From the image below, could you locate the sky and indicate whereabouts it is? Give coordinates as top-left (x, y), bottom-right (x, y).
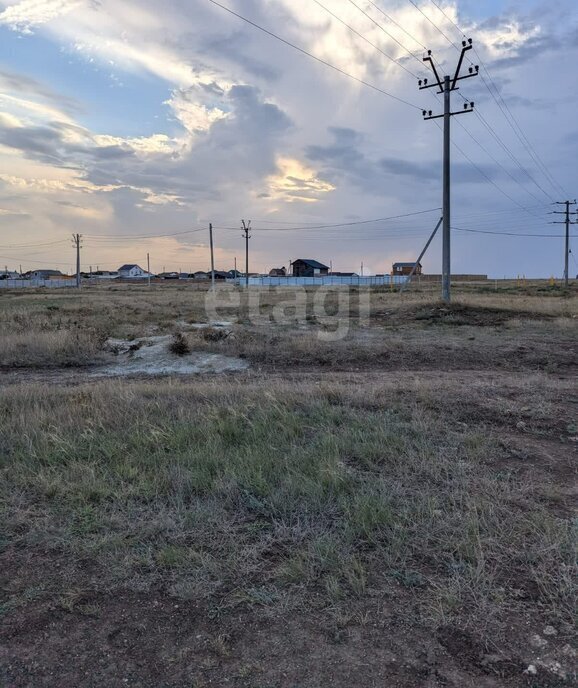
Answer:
top-left (0, 0), bottom-right (577, 277)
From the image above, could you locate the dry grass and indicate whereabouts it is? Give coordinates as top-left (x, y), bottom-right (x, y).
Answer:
top-left (0, 330), bottom-right (107, 368)
top-left (1, 374), bottom-right (575, 635)
top-left (0, 282), bottom-right (575, 370)
top-left (0, 282), bottom-right (576, 686)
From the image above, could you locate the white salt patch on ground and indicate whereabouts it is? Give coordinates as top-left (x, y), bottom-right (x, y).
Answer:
top-left (175, 320), bottom-right (233, 330)
top-left (93, 335), bottom-right (248, 377)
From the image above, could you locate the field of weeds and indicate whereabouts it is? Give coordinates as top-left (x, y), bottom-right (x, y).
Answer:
top-left (0, 282), bottom-right (576, 687)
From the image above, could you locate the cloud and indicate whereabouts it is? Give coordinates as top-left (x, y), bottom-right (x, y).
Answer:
top-left (0, 68), bottom-right (81, 115)
top-left (0, 0), bottom-right (82, 34)
top-left (0, 206), bottom-right (29, 216)
top-left (266, 157), bottom-right (334, 203)
top-left (0, 0), bottom-right (576, 277)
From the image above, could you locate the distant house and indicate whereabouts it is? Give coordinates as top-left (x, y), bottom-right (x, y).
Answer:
top-left (291, 259), bottom-right (330, 277)
top-left (25, 269), bottom-right (67, 280)
top-left (92, 270), bottom-right (119, 280)
top-left (193, 271), bottom-right (209, 280)
top-left (269, 267), bottom-right (286, 277)
top-left (118, 264), bottom-right (149, 279)
top-left (330, 272), bottom-right (356, 277)
top-left (157, 271), bottom-right (180, 280)
top-left (227, 269), bottom-right (242, 279)
top-left (0, 269), bottom-right (20, 280)
top-left (392, 261), bottom-right (422, 276)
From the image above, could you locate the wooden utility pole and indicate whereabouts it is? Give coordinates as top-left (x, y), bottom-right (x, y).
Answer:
top-left (420, 40), bottom-right (479, 302)
top-left (241, 220), bottom-right (251, 287)
top-left (147, 252), bottom-right (151, 287)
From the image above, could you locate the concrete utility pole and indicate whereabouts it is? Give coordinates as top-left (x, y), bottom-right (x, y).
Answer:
top-left (209, 222), bottom-right (216, 291)
top-left (420, 39), bottom-right (479, 302)
top-left (552, 200), bottom-right (577, 286)
top-left (241, 220), bottom-right (251, 287)
top-left (400, 216), bottom-right (443, 293)
top-left (72, 233), bottom-right (82, 289)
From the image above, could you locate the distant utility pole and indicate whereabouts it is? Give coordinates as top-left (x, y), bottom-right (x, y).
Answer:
top-left (419, 39), bottom-right (479, 303)
top-left (72, 233), bottom-right (82, 288)
top-left (147, 252), bottom-right (151, 287)
top-left (552, 200), bottom-right (577, 286)
top-left (241, 220), bottom-right (251, 287)
top-left (209, 222), bottom-right (216, 291)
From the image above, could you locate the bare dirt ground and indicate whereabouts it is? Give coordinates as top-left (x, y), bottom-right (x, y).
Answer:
top-left (0, 284), bottom-right (576, 687)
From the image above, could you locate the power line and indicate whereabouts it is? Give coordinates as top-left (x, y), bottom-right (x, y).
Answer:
top-left (344, 0), bottom-right (423, 70)
top-left (0, 239), bottom-right (68, 249)
top-left (453, 226), bottom-right (576, 238)
top-left (426, 0), bottom-right (566, 199)
top-left (312, 0), bottom-right (418, 78)
top-left (366, 0), bottom-right (427, 51)
top-left (0, 255), bottom-right (75, 266)
top-left (214, 207), bottom-right (441, 231)
top-left (454, 203), bottom-right (551, 220)
top-left (428, 0), bottom-right (466, 38)
top-left (332, 1), bottom-right (551, 217)
top-left (205, 0), bottom-right (422, 109)
top-left (407, 0), bottom-right (460, 51)
top-left (469, 109), bottom-right (552, 203)
top-left (452, 116), bottom-right (545, 207)
top-left (433, 120), bottom-right (545, 218)
top-left (84, 228), bottom-right (206, 240)
top-left (345, 0), bottom-right (449, 90)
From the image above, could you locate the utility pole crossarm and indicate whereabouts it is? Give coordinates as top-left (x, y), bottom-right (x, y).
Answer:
top-left (419, 53), bottom-right (443, 91)
top-left (451, 40), bottom-right (476, 90)
top-left (422, 102), bottom-right (475, 120)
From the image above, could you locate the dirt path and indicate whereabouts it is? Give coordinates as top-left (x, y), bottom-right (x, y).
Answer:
top-left (1, 590), bottom-right (542, 688)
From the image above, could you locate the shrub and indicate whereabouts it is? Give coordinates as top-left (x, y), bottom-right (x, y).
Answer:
top-left (168, 332), bottom-right (191, 356)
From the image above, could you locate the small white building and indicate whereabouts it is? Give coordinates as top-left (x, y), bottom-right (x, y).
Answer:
top-left (117, 264), bottom-right (150, 279)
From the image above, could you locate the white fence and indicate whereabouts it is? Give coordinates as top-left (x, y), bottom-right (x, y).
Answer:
top-left (0, 275), bottom-right (410, 289)
top-left (237, 275), bottom-right (408, 287)
top-left (0, 279), bottom-right (76, 289)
